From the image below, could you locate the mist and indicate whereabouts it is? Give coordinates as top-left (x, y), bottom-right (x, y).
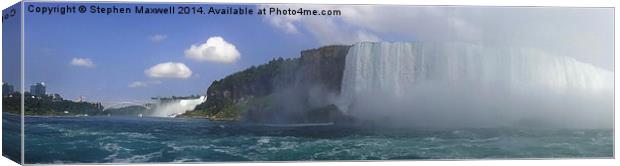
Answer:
top-left (336, 42), bottom-right (613, 129)
top-left (257, 80), bottom-right (341, 123)
top-left (341, 82), bottom-right (612, 129)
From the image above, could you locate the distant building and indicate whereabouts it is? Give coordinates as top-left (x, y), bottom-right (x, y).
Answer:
top-left (30, 82), bottom-right (46, 96)
top-left (2, 82), bottom-right (14, 96)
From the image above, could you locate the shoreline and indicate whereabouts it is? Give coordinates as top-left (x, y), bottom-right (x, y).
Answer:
top-left (175, 114), bottom-right (240, 122)
top-left (3, 112), bottom-right (241, 122)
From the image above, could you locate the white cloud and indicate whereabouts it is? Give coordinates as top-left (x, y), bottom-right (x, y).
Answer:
top-left (149, 34), bottom-right (167, 43)
top-left (70, 58), bottom-right (95, 68)
top-left (260, 5), bottom-right (381, 45)
top-left (261, 5), bottom-right (613, 70)
top-left (128, 81), bottom-right (148, 88)
top-left (302, 15), bottom-right (380, 45)
top-left (335, 6), bottom-right (480, 42)
top-left (184, 36), bottom-right (241, 63)
top-left (128, 80), bottom-right (162, 88)
top-left (266, 14), bottom-right (302, 34)
top-left (261, 5), bottom-right (478, 44)
top-left (145, 62), bottom-right (192, 79)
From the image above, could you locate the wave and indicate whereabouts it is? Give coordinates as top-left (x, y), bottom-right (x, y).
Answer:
top-left (256, 122), bottom-right (335, 127)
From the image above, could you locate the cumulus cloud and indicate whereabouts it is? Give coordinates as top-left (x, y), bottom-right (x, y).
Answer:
top-left (70, 58), bottom-right (95, 68)
top-left (128, 80), bottom-right (162, 88)
top-left (145, 62), bottom-right (192, 79)
top-left (184, 36), bottom-right (241, 63)
top-left (260, 5), bottom-right (613, 70)
top-left (149, 34), bottom-right (167, 43)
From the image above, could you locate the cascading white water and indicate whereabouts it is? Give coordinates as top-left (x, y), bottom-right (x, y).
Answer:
top-left (339, 42), bottom-right (613, 128)
top-left (151, 96), bottom-right (207, 117)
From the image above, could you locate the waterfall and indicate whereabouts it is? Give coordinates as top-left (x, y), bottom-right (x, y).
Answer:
top-left (338, 42), bottom-right (613, 128)
top-left (151, 96), bottom-right (207, 117)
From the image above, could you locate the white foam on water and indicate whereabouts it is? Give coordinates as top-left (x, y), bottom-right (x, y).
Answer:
top-left (109, 151), bottom-right (162, 163)
top-left (117, 132), bottom-right (156, 139)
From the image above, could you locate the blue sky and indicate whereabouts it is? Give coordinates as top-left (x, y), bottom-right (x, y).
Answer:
top-left (20, 2), bottom-right (613, 104)
top-left (24, 3), bottom-right (321, 104)
top-left (2, 2), bottom-right (21, 90)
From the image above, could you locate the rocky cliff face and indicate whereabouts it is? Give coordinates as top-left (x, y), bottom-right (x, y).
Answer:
top-left (296, 45), bottom-right (350, 93)
top-left (184, 45), bottom-right (351, 122)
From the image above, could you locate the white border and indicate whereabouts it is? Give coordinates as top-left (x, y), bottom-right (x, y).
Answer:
top-left (1, 0), bottom-right (618, 166)
top-left (19, 1), bottom-right (24, 165)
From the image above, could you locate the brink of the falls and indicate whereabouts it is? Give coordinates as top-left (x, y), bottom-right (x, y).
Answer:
top-left (338, 42), bottom-right (613, 129)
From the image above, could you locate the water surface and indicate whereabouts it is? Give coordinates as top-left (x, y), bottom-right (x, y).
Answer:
top-left (17, 114), bottom-right (613, 164)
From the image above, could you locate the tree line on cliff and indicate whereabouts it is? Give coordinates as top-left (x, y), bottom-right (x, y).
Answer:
top-left (183, 45), bottom-right (354, 124)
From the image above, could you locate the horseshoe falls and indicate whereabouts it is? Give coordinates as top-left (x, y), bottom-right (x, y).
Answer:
top-left (339, 42), bottom-right (613, 129)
